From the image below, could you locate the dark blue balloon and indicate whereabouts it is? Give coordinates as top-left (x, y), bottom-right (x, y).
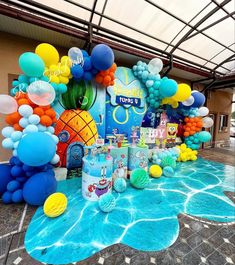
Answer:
top-left (91, 44), bottom-right (114, 71)
top-left (91, 68), bottom-right (99, 75)
top-left (71, 65), bottom-right (84, 79)
top-left (0, 164), bottom-right (13, 195)
top-left (9, 156), bottom-right (17, 165)
top-left (7, 180), bottom-right (21, 192)
top-left (191, 91), bottom-right (205, 108)
top-left (17, 132), bottom-right (56, 166)
top-left (2, 191), bottom-right (12, 204)
top-left (11, 165), bottom-right (24, 178)
top-left (83, 57), bottom-right (92, 71)
top-left (22, 164), bottom-right (35, 172)
top-left (81, 50), bottom-right (89, 58)
top-left (23, 171), bottom-right (57, 206)
top-left (12, 189), bottom-right (24, 203)
top-left (16, 177), bottom-right (27, 183)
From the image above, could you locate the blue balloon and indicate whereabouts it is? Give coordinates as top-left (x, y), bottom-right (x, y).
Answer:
top-left (2, 191), bottom-right (12, 204)
top-left (91, 44), bottom-right (114, 71)
top-left (22, 171), bottom-right (57, 205)
top-left (18, 52), bottom-right (45, 77)
top-left (198, 131), bottom-right (211, 143)
top-left (191, 91), bottom-right (205, 108)
top-left (0, 164), bottom-right (13, 195)
top-left (81, 50), bottom-right (89, 58)
top-left (17, 132), bottom-right (56, 166)
top-left (7, 180), bottom-right (21, 192)
top-left (12, 189), bottom-right (24, 203)
top-left (83, 71), bottom-right (93, 81)
top-left (83, 57), bottom-right (92, 71)
top-left (71, 65), bottom-right (84, 79)
top-left (159, 78), bottom-right (178, 98)
top-left (11, 165), bottom-right (24, 177)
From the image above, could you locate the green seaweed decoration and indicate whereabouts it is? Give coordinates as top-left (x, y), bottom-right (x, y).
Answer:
top-left (61, 79), bottom-right (95, 111)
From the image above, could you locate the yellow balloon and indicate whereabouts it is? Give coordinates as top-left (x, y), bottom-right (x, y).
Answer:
top-left (35, 43), bottom-right (59, 67)
top-left (61, 56), bottom-right (72, 67)
top-left (50, 75), bottom-right (60, 84)
top-left (171, 101), bottom-right (179, 108)
top-left (59, 76), bottom-right (69, 84)
top-left (60, 65), bottom-right (71, 77)
top-left (43, 192), bottom-right (67, 218)
top-left (172, 83), bottom-right (191, 102)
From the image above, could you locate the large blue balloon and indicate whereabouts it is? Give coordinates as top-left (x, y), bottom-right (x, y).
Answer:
top-left (191, 91), bottom-right (205, 108)
top-left (23, 171), bottom-right (57, 205)
top-left (19, 52), bottom-right (45, 77)
top-left (0, 164), bottom-right (13, 196)
top-left (17, 132), bottom-right (56, 166)
top-left (198, 131), bottom-right (211, 143)
top-left (91, 44), bottom-right (114, 70)
top-left (159, 78), bottom-right (178, 98)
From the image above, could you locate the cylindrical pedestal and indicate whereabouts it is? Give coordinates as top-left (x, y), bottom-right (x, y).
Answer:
top-left (110, 146), bottom-right (128, 180)
top-left (82, 154), bottom-right (113, 201)
top-left (128, 146), bottom-right (149, 175)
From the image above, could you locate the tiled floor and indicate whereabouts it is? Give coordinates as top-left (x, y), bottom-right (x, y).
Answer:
top-left (0, 146), bottom-right (234, 265)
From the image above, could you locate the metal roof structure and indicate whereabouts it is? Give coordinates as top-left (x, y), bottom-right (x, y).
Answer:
top-left (0, 0), bottom-right (234, 90)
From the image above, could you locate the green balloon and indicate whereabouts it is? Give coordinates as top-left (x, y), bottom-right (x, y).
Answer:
top-left (130, 168), bottom-right (149, 189)
top-left (19, 52), bottom-right (45, 77)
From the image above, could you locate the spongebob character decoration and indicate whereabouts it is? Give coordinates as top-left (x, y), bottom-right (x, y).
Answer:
top-left (166, 123), bottom-right (178, 143)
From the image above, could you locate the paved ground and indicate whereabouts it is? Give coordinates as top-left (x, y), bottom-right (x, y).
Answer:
top-left (0, 145), bottom-right (234, 265)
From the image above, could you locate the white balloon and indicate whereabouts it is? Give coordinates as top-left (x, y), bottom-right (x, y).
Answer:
top-left (198, 107), bottom-right (209, 117)
top-left (68, 47), bottom-right (84, 66)
top-left (0, 95), bottom-right (18, 114)
top-left (27, 80), bottom-right (55, 106)
top-left (148, 58), bottom-right (163, 74)
top-left (50, 154), bottom-right (60, 164)
top-left (182, 95), bottom-right (194, 106)
top-left (202, 117), bottom-right (214, 128)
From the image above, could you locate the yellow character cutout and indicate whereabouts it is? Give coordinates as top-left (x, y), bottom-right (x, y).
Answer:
top-left (166, 123), bottom-right (178, 143)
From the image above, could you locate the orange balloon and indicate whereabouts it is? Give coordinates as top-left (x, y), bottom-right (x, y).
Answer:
top-left (104, 75), bottom-right (111, 83)
top-left (185, 127), bottom-right (190, 132)
top-left (41, 105), bottom-right (50, 110)
top-left (184, 132), bottom-right (190, 137)
top-left (7, 112), bottom-right (21, 125)
top-left (95, 75), bottom-right (103, 83)
top-left (110, 63), bottom-right (117, 72)
top-left (45, 109), bottom-right (56, 118)
top-left (190, 131), bottom-right (196, 135)
top-left (197, 122), bottom-right (203, 127)
top-left (18, 98), bottom-right (30, 106)
top-left (34, 107), bottom-right (44, 117)
top-left (195, 127), bottom-right (201, 132)
top-left (40, 115), bottom-right (52, 126)
top-left (184, 117), bottom-right (189, 122)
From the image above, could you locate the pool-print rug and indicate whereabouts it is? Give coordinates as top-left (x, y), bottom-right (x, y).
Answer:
top-left (25, 158), bottom-right (235, 264)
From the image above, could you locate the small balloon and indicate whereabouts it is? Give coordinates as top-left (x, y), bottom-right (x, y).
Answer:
top-left (148, 58), bottom-right (163, 74)
top-left (0, 95), bottom-right (18, 114)
top-left (182, 95), bottom-right (194, 106)
top-left (68, 47), bottom-right (84, 66)
top-left (198, 107), bottom-right (209, 117)
top-left (27, 80), bottom-right (55, 106)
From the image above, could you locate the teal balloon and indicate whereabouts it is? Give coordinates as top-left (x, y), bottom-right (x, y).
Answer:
top-left (19, 52), bottom-right (45, 77)
top-left (198, 131), bottom-right (212, 143)
top-left (159, 78), bottom-right (178, 98)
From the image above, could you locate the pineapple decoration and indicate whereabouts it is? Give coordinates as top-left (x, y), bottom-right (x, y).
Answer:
top-left (55, 79), bottom-right (98, 167)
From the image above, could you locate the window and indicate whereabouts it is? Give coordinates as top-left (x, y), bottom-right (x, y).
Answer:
top-left (219, 114), bottom-right (228, 132)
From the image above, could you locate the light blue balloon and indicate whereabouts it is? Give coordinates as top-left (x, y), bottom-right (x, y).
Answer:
top-left (28, 114), bottom-right (40, 125)
top-left (159, 78), bottom-right (178, 98)
top-left (146, 80), bottom-right (154, 88)
top-left (19, 118), bottom-right (29, 128)
top-left (58, 84), bottom-right (67, 94)
top-left (24, 124), bottom-right (38, 134)
top-left (2, 138), bottom-right (14, 149)
top-left (13, 141), bottom-right (19, 149)
top-left (19, 52), bottom-right (45, 77)
top-left (2, 126), bottom-right (14, 138)
top-left (18, 105), bottom-right (33, 118)
top-left (37, 124), bottom-right (47, 132)
top-left (47, 126), bottom-right (55, 134)
top-left (11, 131), bottom-right (23, 142)
top-left (142, 71), bottom-right (149, 79)
top-left (40, 76), bottom-right (49, 82)
top-left (17, 132), bottom-right (56, 166)
top-left (12, 80), bottom-right (19, 87)
top-left (18, 75), bottom-right (29, 84)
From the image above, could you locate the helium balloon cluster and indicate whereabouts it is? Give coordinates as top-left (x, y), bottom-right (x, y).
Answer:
top-left (179, 107), bottom-right (199, 118)
top-left (183, 117), bottom-right (203, 137)
top-left (0, 157), bottom-right (57, 205)
top-left (70, 44), bottom-right (116, 85)
top-left (176, 144), bottom-right (198, 162)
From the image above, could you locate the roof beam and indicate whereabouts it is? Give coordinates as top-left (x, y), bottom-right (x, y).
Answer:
top-left (210, 0), bottom-right (235, 21)
top-left (213, 54), bottom-right (235, 70)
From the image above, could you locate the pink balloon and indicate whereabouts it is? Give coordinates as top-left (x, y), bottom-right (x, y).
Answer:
top-left (0, 95), bottom-right (18, 114)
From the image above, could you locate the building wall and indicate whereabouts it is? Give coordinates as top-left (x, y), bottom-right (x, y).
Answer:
top-left (0, 31), bottom-right (67, 161)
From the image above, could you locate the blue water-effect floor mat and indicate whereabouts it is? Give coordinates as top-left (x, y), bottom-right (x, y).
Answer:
top-left (25, 158), bottom-right (235, 264)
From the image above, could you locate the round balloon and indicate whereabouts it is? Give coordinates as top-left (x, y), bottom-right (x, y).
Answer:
top-left (198, 131), bottom-right (212, 143)
top-left (191, 91), bottom-right (205, 108)
top-left (0, 95), bottom-right (18, 114)
top-left (159, 78), bottom-right (178, 98)
top-left (182, 95), bottom-right (194, 107)
top-left (91, 44), bottom-right (114, 71)
top-left (17, 132), bottom-right (56, 166)
top-left (27, 80), bottom-right (55, 106)
top-left (202, 117), bottom-right (214, 128)
top-left (68, 47), bottom-right (84, 66)
top-left (172, 83), bottom-right (191, 102)
top-left (19, 52), bottom-right (45, 77)
top-left (35, 43), bottom-right (59, 66)
top-left (148, 58), bottom-right (163, 74)
top-left (198, 107), bottom-right (209, 117)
